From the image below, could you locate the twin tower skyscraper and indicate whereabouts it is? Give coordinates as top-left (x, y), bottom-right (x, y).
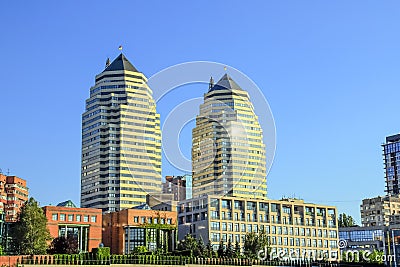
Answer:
top-left (81, 53), bottom-right (267, 212)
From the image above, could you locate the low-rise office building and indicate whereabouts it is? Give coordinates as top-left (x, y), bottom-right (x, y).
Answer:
top-left (43, 200), bottom-right (102, 252)
top-left (102, 204), bottom-right (177, 254)
top-left (178, 195), bottom-right (339, 259)
top-left (339, 226), bottom-right (385, 251)
top-left (339, 225), bottom-right (400, 266)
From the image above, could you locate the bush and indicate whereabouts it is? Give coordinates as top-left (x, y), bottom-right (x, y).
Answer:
top-left (92, 247), bottom-right (111, 258)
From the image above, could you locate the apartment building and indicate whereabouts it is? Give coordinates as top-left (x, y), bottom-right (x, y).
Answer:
top-left (178, 195), bottom-right (339, 259)
top-left (360, 195), bottom-right (400, 227)
top-left (0, 174), bottom-right (28, 222)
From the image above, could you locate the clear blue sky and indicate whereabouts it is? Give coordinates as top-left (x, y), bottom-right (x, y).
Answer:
top-left (1, 1), bottom-right (400, 223)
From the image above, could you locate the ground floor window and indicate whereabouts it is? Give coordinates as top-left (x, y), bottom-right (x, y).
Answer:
top-left (124, 226), bottom-right (175, 254)
top-left (58, 225), bottom-right (89, 252)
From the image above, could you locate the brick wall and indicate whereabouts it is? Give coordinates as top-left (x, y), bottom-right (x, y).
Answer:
top-left (102, 209), bottom-right (177, 254)
top-left (43, 206), bottom-right (102, 251)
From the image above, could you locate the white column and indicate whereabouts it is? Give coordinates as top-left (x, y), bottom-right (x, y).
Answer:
top-left (80, 226), bottom-right (83, 251)
top-left (392, 230), bottom-right (397, 267)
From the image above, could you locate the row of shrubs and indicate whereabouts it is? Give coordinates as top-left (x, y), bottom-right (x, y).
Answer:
top-left (17, 254), bottom-right (360, 266)
top-left (18, 254), bottom-right (384, 266)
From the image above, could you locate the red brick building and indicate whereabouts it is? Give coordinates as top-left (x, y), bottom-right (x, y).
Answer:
top-left (0, 174), bottom-right (28, 222)
top-left (43, 200), bottom-right (102, 252)
top-left (103, 204), bottom-right (177, 254)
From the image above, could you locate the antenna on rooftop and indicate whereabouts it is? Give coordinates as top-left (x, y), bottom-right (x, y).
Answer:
top-left (6, 169), bottom-right (10, 175)
top-left (209, 76), bottom-right (214, 90)
top-left (0, 169), bottom-right (2, 174)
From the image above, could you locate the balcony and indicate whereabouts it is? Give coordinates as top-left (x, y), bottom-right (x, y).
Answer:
top-left (185, 207), bottom-right (192, 212)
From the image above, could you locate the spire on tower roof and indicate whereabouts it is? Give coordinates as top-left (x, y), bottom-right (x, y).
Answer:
top-left (208, 74), bottom-right (243, 92)
top-left (209, 76), bottom-right (214, 90)
top-left (103, 53), bottom-right (138, 72)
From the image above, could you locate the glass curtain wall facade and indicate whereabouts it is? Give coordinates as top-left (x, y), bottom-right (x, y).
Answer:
top-left (124, 227), bottom-right (173, 254)
top-left (339, 226), bottom-right (400, 266)
top-left (383, 134), bottom-right (400, 196)
top-left (59, 225), bottom-right (89, 252)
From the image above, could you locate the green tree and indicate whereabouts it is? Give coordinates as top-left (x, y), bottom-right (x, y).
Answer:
top-left (217, 240), bottom-right (225, 258)
top-left (206, 240), bottom-right (214, 258)
top-left (234, 241), bottom-right (241, 258)
top-left (11, 197), bottom-right (52, 254)
top-left (178, 234), bottom-right (198, 256)
top-left (93, 247), bottom-right (111, 258)
top-left (338, 213), bottom-right (357, 227)
top-left (197, 237), bottom-right (206, 257)
top-left (132, 245), bottom-right (148, 254)
top-left (48, 236), bottom-right (78, 254)
top-left (243, 232), bottom-right (258, 259)
top-left (369, 250), bottom-right (384, 264)
top-left (243, 230), bottom-right (270, 259)
top-left (225, 238), bottom-right (234, 258)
